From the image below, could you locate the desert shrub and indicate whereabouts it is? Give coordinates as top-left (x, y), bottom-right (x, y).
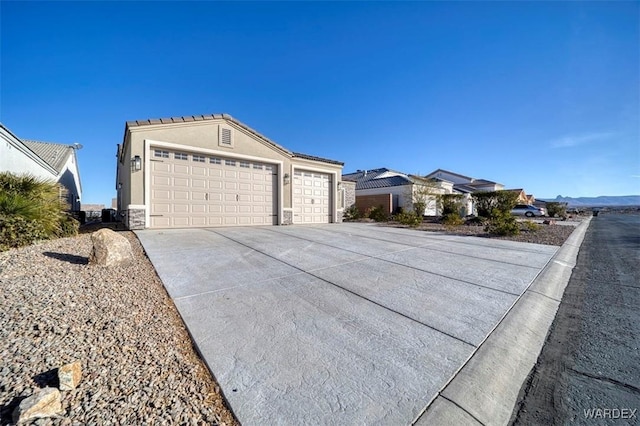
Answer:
top-left (394, 210), bottom-right (422, 227)
top-left (438, 193), bottom-right (464, 216)
top-left (472, 191), bottom-right (519, 218)
top-left (442, 213), bottom-right (464, 226)
top-left (0, 172), bottom-right (72, 250)
top-left (58, 214), bottom-right (80, 237)
top-left (522, 220), bottom-right (540, 233)
top-left (413, 201), bottom-right (426, 216)
top-left (485, 209), bottom-right (520, 236)
top-left (0, 215), bottom-right (47, 251)
top-left (545, 202), bottom-right (567, 218)
top-left (366, 205), bottom-right (389, 222)
top-left (342, 205), bottom-right (361, 221)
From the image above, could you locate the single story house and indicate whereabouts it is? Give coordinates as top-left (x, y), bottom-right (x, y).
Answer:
top-left (0, 123), bottom-right (82, 211)
top-left (341, 168), bottom-right (453, 216)
top-left (424, 169), bottom-right (506, 215)
top-left (116, 113), bottom-right (345, 229)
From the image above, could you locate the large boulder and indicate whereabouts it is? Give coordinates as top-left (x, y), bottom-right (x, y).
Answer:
top-left (13, 387), bottom-right (62, 423)
top-left (89, 228), bottom-right (133, 266)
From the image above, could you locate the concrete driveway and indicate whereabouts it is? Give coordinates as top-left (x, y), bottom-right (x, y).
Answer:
top-left (136, 223), bottom-right (558, 425)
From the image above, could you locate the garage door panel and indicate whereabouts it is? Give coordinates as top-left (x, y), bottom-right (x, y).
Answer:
top-left (174, 164), bottom-right (189, 174)
top-left (192, 179), bottom-right (206, 188)
top-left (174, 177), bottom-right (189, 187)
top-left (150, 147), bottom-right (278, 228)
top-left (293, 170), bottom-right (332, 224)
top-left (152, 162), bottom-right (171, 173)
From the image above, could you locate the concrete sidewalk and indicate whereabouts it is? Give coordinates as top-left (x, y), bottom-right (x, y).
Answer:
top-left (136, 223), bottom-right (563, 425)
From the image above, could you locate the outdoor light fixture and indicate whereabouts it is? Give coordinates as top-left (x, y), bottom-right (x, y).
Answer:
top-left (132, 155), bottom-right (142, 172)
top-left (284, 173), bottom-right (290, 185)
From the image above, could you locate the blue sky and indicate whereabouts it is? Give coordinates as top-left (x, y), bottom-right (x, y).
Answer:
top-left (1, 1), bottom-right (638, 205)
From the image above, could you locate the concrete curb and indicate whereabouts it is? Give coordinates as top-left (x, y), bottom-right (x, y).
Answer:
top-left (414, 216), bottom-right (593, 426)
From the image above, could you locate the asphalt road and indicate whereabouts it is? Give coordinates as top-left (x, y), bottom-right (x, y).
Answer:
top-left (510, 213), bottom-right (640, 425)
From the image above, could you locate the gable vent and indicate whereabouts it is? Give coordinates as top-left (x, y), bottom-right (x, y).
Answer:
top-left (221, 128), bottom-right (232, 145)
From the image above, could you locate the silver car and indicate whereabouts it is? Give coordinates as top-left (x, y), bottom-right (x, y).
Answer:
top-left (511, 204), bottom-right (546, 217)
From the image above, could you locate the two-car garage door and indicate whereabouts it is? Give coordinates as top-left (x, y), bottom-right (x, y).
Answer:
top-left (150, 148), bottom-right (277, 228)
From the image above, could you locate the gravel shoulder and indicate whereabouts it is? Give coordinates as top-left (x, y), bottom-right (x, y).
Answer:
top-left (0, 229), bottom-right (237, 425)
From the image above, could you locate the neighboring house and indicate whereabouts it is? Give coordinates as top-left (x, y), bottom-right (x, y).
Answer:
top-left (341, 168), bottom-right (453, 216)
top-left (505, 189), bottom-right (529, 204)
top-left (1, 123), bottom-right (82, 211)
top-left (424, 169), bottom-right (505, 216)
top-left (116, 113), bottom-right (345, 229)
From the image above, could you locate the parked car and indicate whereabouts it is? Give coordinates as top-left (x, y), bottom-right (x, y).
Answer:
top-left (511, 204), bottom-right (546, 217)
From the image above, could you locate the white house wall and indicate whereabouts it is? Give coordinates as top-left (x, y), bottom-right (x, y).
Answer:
top-left (0, 128), bottom-right (57, 180)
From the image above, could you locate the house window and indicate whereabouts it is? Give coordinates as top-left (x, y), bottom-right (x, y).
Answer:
top-left (193, 155), bottom-right (205, 163)
top-left (210, 157), bottom-right (221, 164)
top-left (239, 161), bottom-right (250, 168)
top-left (175, 152), bottom-right (188, 160)
top-left (225, 159), bottom-right (236, 166)
top-left (154, 149), bottom-right (169, 158)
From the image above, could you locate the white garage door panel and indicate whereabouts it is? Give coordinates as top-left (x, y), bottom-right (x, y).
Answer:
top-left (293, 170), bottom-right (332, 224)
top-left (149, 148), bottom-right (278, 228)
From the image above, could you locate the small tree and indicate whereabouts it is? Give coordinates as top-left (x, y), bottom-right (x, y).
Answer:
top-left (438, 193), bottom-right (465, 226)
top-left (471, 190), bottom-right (520, 236)
top-left (407, 177), bottom-right (441, 216)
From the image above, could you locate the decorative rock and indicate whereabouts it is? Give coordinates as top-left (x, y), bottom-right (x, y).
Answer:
top-left (12, 387), bottom-right (63, 423)
top-left (89, 229), bottom-right (133, 266)
top-left (543, 219), bottom-right (557, 225)
top-left (59, 360), bottom-right (82, 390)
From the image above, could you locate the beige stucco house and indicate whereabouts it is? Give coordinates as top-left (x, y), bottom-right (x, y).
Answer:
top-left (342, 168), bottom-right (453, 216)
top-left (116, 113), bottom-right (345, 229)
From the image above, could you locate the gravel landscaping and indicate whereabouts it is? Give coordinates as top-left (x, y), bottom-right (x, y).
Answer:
top-left (381, 216), bottom-right (584, 246)
top-left (0, 229), bottom-right (237, 425)
top-left (0, 218), bottom-right (584, 424)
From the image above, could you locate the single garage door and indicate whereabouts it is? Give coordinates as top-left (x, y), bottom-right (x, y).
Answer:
top-left (293, 170), bottom-right (332, 224)
top-left (150, 148), bottom-right (278, 228)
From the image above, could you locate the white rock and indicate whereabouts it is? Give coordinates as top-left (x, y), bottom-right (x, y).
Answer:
top-left (13, 387), bottom-right (62, 423)
top-left (89, 229), bottom-right (133, 267)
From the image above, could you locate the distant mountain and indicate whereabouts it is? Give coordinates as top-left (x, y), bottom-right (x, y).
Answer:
top-left (540, 195), bottom-right (640, 207)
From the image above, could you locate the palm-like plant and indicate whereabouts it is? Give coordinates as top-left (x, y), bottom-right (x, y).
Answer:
top-left (0, 173), bottom-right (75, 249)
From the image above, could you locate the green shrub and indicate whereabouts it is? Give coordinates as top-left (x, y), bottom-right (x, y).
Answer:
top-left (58, 214), bottom-right (80, 237)
top-left (522, 220), bottom-right (540, 233)
top-left (0, 172), bottom-right (73, 250)
top-left (366, 205), bottom-right (389, 222)
top-left (442, 213), bottom-right (464, 226)
top-left (485, 209), bottom-right (520, 236)
top-left (545, 202), bottom-right (567, 218)
top-left (342, 205), bottom-right (361, 221)
top-left (438, 194), bottom-right (464, 216)
top-left (0, 215), bottom-right (47, 251)
top-left (413, 201), bottom-right (426, 216)
top-left (394, 210), bottom-right (422, 227)
top-left (472, 191), bottom-right (519, 218)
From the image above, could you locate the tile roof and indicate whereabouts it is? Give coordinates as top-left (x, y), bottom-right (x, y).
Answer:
top-left (342, 168), bottom-right (413, 190)
top-left (292, 152), bottom-right (343, 166)
top-left (22, 140), bottom-right (74, 173)
top-left (125, 113), bottom-right (343, 166)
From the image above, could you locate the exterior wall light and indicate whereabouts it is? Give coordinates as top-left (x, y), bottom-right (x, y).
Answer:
top-left (284, 173), bottom-right (290, 185)
top-left (132, 155), bottom-right (142, 172)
